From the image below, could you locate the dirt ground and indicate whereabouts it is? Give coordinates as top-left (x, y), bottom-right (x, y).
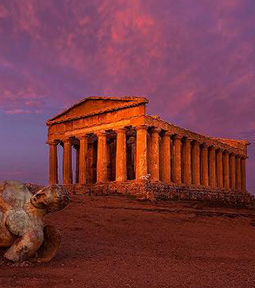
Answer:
top-left (1, 195), bottom-right (255, 288)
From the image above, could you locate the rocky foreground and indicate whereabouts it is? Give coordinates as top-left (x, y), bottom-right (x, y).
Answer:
top-left (1, 194), bottom-right (255, 288)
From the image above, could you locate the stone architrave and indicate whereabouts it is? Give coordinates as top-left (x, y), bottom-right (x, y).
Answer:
top-left (223, 151), bottom-right (230, 189)
top-left (150, 127), bottom-right (161, 181)
top-left (192, 141), bottom-right (200, 185)
top-left (78, 135), bottom-right (88, 185)
top-left (230, 153), bottom-right (236, 190)
top-left (173, 135), bottom-right (182, 184)
top-left (63, 138), bottom-right (72, 185)
top-left (209, 146), bottom-right (216, 188)
top-left (97, 131), bottom-right (108, 183)
top-left (48, 141), bottom-right (58, 185)
top-left (115, 128), bottom-right (127, 182)
top-left (201, 144), bottom-right (209, 187)
top-left (136, 126), bottom-right (148, 180)
top-left (183, 138), bottom-right (192, 185)
top-left (216, 149), bottom-right (223, 189)
top-left (160, 131), bottom-right (171, 183)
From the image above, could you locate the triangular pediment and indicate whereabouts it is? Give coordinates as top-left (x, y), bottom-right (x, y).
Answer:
top-left (47, 96), bottom-right (148, 125)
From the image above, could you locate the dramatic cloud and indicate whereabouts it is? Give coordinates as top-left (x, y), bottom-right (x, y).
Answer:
top-left (0, 0), bottom-right (255, 190)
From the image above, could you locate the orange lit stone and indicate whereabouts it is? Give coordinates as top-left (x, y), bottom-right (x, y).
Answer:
top-left (46, 96), bottom-right (250, 200)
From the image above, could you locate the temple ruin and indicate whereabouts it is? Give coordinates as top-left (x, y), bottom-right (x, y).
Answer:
top-left (46, 96), bottom-right (252, 204)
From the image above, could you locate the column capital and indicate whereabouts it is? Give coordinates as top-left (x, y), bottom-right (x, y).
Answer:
top-left (193, 140), bottom-right (202, 146)
top-left (63, 138), bottom-right (72, 144)
top-left (184, 137), bottom-right (192, 143)
top-left (174, 134), bottom-right (182, 140)
top-left (77, 134), bottom-right (89, 141)
top-left (216, 147), bottom-right (223, 153)
top-left (209, 146), bottom-right (216, 151)
top-left (163, 131), bottom-right (172, 137)
top-left (201, 143), bottom-right (209, 148)
top-left (223, 150), bottom-right (230, 155)
top-left (136, 125), bottom-right (148, 131)
top-left (96, 130), bottom-right (107, 137)
top-left (114, 127), bottom-right (127, 134)
top-left (46, 140), bottom-right (59, 146)
top-left (151, 127), bottom-right (161, 134)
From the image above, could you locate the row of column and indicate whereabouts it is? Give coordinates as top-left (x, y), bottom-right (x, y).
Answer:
top-left (153, 130), bottom-right (246, 190)
top-left (48, 128), bottom-right (128, 185)
top-left (133, 126), bottom-right (246, 190)
top-left (48, 126), bottom-right (247, 191)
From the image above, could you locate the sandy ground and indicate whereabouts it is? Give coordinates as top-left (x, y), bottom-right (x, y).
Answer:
top-left (1, 195), bottom-right (255, 288)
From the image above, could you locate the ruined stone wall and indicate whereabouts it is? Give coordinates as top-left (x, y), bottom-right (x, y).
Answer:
top-left (63, 182), bottom-right (255, 209)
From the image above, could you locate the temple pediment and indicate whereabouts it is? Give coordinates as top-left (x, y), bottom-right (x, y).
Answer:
top-left (47, 96), bottom-right (148, 125)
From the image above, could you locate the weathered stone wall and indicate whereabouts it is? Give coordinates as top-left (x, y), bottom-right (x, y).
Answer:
top-left (63, 181), bottom-right (255, 209)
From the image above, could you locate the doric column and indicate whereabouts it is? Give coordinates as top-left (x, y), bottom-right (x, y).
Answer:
top-left (223, 151), bottom-right (230, 189)
top-left (63, 138), bottom-right (72, 185)
top-left (97, 131), bottom-right (108, 183)
top-left (115, 128), bottom-right (127, 182)
top-left (230, 153), bottom-right (236, 190)
top-left (192, 141), bottom-right (200, 185)
top-left (160, 131), bottom-right (171, 183)
top-left (209, 146), bottom-right (216, 188)
top-left (75, 146), bottom-right (80, 184)
top-left (236, 155), bottom-right (242, 190)
top-left (150, 127), bottom-right (160, 181)
top-left (216, 149), bottom-right (223, 188)
top-left (48, 140), bottom-right (58, 184)
top-left (201, 144), bottom-right (209, 187)
top-left (241, 157), bottom-right (246, 190)
top-left (136, 126), bottom-right (148, 180)
top-left (78, 135), bottom-right (88, 184)
top-left (183, 138), bottom-right (192, 185)
top-left (173, 135), bottom-right (182, 184)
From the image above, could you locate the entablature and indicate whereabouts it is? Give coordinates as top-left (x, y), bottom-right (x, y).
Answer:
top-left (48, 113), bottom-right (247, 157)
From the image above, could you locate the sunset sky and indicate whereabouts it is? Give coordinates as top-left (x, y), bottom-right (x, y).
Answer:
top-left (0, 0), bottom-right (255, 192)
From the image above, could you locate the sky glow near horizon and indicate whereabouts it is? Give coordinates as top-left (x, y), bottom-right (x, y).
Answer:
top-left (0, 0), bottom-right (255, 192)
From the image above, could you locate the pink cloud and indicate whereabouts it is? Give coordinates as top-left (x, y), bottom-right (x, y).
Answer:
top-left (6, 109), bottom-right (32, 114)
top-left (0, 4), bottom-right (8, 18)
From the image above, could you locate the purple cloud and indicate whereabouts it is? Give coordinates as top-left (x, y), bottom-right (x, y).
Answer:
top-left (0, 0), bottom-right (254, 192)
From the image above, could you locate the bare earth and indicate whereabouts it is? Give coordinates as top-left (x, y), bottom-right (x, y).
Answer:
top-left (1, 195), bottom-right (255, 288)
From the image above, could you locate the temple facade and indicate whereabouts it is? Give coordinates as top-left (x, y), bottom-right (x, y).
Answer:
top-left (46, 96), bottom-right (251, 204)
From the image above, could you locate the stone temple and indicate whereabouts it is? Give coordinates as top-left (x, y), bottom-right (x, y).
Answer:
top-left (46, 96), bottom-right (252, 204)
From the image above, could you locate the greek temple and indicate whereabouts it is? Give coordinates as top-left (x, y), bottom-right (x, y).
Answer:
top-left (46, 96), bottom-right (250, 201)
